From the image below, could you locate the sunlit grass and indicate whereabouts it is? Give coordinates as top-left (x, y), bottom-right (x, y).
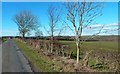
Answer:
top-left (14, 39), bottom-right (62, 72)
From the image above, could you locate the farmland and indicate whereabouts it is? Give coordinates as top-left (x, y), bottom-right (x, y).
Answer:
top-left (14, 38), bottom-right (119, 72)
top-left (59, 40), bottom-right (118, 52)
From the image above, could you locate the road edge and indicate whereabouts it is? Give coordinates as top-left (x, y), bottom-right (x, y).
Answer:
top-left (14, 40), bottom-right (39, 72)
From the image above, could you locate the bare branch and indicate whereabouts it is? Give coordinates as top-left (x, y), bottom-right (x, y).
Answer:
top-left (13, 10), bottom-right (39, 38)
top-left (64, 1), bottom-right (103, 63)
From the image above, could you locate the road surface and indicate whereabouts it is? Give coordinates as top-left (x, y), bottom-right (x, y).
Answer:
top-left (2, 39), bottom-right (32, 72)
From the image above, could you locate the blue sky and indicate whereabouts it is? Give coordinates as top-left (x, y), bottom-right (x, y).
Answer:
top-left (1, 2), bottom-right (118, 36)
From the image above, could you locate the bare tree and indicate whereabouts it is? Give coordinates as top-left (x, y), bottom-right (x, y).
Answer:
top-left (46, 5), bottom-right (61, 53)
top-left (64, 1), bottom-right (103, 63)
top-left (35, 30), bottom-right (43, 39)
top-left (13, 10), bottom-right (39, 38)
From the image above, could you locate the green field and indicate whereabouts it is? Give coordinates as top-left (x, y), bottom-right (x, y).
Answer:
top-left (60, 40), bottom-right (119, 71)
top-left (59, 40), bottom-right (118, 51)
top-left (59, 40), bottom-right (118, 58)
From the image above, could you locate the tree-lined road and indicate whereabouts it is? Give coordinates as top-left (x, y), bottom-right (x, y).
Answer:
top-left (2, 39), bottom-right (32, 72)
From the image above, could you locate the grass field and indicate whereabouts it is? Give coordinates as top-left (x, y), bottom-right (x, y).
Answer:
top-left (59, 40), bottom-right (118, 59)
top-left (59, 40), bottom-right (118, 51)
top-left (14, 39), bottom-right (119, 72)
top-left (60, 40), bottom-right (119, 71)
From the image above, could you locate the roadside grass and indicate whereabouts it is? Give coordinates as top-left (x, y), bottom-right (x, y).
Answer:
top-left (14, 39), bottom-right (62, 72)
top-left (14, 39), bottom-right (118, 72)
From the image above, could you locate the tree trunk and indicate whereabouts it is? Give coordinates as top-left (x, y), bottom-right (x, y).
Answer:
top-left (22, 33), bottom-right (25, 41)
top-left (22, 34), bottom-right (25, 38)
top-left (76, 42), bottom-right (80, 64)
top-left (22, 32), bottom-right (26, 42)
top-left (51, 42), bottom-right (53, 53)
top-left (76, 35), bottom-right (80, 64)
top-left (50, 36), bottom-right (53, 53)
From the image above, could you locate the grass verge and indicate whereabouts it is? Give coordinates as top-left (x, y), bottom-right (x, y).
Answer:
top-left (14, 39), bottom-right (62, 72)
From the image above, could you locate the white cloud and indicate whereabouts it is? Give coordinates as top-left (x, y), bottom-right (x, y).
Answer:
top-left (106, 23), bottom-right (118, 27)
top-left (82, 23), bottom-right (119, 35)
top-left (85, 23), bottom-right (118, 30)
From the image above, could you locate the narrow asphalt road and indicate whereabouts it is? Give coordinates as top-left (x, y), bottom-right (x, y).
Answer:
top-left (2, 39), bottom-right (32, 72)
